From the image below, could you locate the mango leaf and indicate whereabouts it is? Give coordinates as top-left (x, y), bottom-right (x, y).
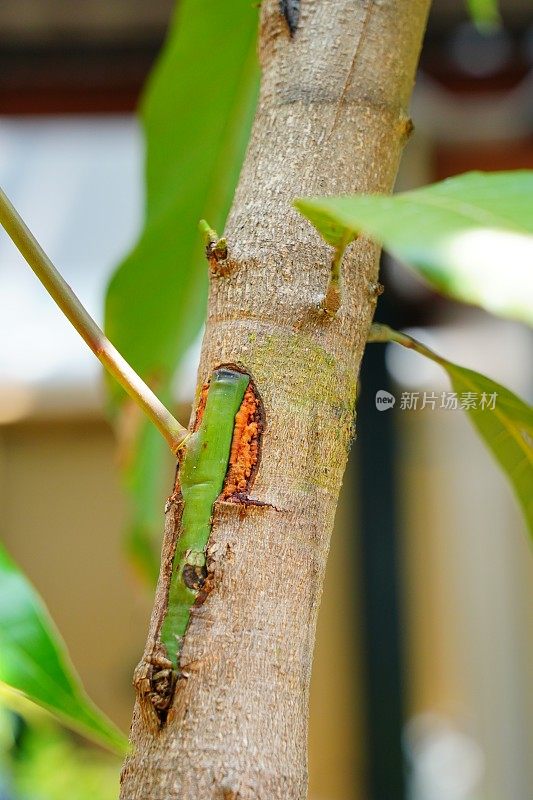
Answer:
top-left (295, 171), bottom-right (533, 326)
top-left (105, 0), bottom-right (259, 579)
top-left (121, 413), bottom-right (173, 584)
top-left (466, 0), bottom-right (501, 28)
top-left (0, 542), bottom-right (128, 753)
top-left (368, 324), bottom-right (533, 540)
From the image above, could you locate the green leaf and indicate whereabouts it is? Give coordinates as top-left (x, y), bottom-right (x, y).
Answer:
top-left (446, 365), bottom-right (533, 533)
top-left (295, 171), bottom-right (533, 326)
top-left (105, 0), bottom-right (259, 578)
top-left (466, 0), bottom-right (501, 28)
top-left (123, 419), bottom-right (172, 584)
top-left (0, 542), bottom-right (128, 753)
top-left (369, 324), bottom-right (533, 539)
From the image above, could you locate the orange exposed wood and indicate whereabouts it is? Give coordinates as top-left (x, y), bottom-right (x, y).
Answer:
top-left (193, 383), bottom-right (209, 428)
top-left (222, 385), bottom-right (261, 498)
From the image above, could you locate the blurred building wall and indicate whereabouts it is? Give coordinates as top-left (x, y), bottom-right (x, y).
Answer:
top-left (401, 405), bottom-right (533, 800)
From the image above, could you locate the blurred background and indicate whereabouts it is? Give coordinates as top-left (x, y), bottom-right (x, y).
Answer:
top-left (0, 1), bottom-right (532, 799)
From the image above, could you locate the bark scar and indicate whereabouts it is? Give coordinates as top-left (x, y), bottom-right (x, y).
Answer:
top-left (195, 367), bottom-right (264, 500)
top-left (200, 220), bottom-right (232, 276)
top-left (134, 652), bottom-right (180, 726)
top-left (206, 241), bottom-right (232, 277)
top-left (326, 0), bottom-right (374, 141)
top-left (226, 494), bottom-right (285, 513)
top-left (368, 281), bottom-right (384, 302)
top-left (222, 381), bottom-right (264, 498)
top-left (280, 0), bottom-right (300, 36)
top-left (149, 369), bottom-right (266, 726)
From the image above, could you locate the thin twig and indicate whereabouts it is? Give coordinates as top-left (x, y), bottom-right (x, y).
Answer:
top-left (367, 322), bottom-right (446, 366)
top-left (0, 186), bottom-right (189, 454)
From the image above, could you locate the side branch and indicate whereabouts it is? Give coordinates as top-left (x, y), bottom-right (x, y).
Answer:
top-left (0, 187), bottom-right (189, 453)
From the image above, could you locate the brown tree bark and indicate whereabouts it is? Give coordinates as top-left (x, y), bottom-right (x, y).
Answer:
top-left (120, 1), bottom-right (431, 798)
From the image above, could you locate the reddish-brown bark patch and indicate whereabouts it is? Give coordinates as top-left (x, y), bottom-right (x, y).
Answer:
top-left (194, 382), bottom-right (209, 429)
top-left (222, 384), bottom-right (262, 498)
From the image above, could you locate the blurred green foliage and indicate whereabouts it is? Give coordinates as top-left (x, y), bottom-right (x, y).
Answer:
top-left (466, 0), bottom-right (501, 28)
top-left (105, 0), bottom-right (259, 582)
top-left (0, 703), bottom-right (120, 800)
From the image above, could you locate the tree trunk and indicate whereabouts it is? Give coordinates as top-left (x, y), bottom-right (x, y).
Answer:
top-left (120, 1), bottom-right (430, 798)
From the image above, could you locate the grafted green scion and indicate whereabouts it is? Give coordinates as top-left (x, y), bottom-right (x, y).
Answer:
top-left (160, 368), bottom-right (250, 667)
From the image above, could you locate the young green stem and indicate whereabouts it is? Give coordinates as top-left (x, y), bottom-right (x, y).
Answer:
top-left (0, 186), bottom-right (189, 453)
top-left (367, 322), bottom-right (447, 366)
top-left (198, 218), bottom-right (219, 244)
top-left (160, 368), bottom-right (249, 667)
top-left (199, 218), bottom-right (228, 262)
